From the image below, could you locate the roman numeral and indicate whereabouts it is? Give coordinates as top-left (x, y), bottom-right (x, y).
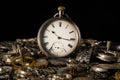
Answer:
top-left (59, 22), bottom-right (62, 27)
top-left (46, 29), bottom-right (50, 32)
top-left (68, 44), bottom-right (73, 48)
top-left (70, 38), bottom-right (75, 41)
top-left (65, 25), bottom-right (68, 29)
top-left (51, 24), bottom-right (55, 28)
top-left (43, 36), bottom-right (48, 38)
top-left (44, 42), bottom-right (49, 46)
top-left (69, 31), bottom-right (74, 34)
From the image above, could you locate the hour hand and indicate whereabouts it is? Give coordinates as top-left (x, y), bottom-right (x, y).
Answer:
top-left (51, 31), bottom-right (65, 40)
top-left (51, 31), bottom-right (75, 41)
top-left (51, 31), bottom-right (59, 37)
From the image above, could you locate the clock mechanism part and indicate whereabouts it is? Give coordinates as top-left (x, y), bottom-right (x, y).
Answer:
top-left (0, 38), bottom-right (120, 80)
top-left (96, 41), bottom-right (117, 62)
top-left (37, 6), bottom-right (81, 57)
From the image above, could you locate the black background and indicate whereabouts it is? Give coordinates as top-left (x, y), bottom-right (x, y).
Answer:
top-left (0, 0), bottom-right (119, 42)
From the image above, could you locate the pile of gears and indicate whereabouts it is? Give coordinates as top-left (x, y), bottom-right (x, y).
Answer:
top-left (0, 37), bottom-right (120, 80)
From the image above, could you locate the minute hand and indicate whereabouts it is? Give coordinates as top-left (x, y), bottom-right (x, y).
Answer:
top-left (59, 37), bottom-right (70, 41)
top-left (51, 31), bottom-right (73, 41)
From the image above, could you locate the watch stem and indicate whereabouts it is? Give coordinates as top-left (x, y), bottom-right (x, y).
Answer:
top-left (58, 6), bottom-right (65, 17)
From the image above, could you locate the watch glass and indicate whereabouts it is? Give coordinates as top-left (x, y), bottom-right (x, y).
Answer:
top-left (37, 18), bottom-right (81, 57)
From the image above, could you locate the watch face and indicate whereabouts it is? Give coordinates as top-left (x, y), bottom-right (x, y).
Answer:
top-left (37, 17), bottom-right (81, 57)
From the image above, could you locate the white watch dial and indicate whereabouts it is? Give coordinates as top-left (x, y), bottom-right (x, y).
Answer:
top-left (38, 18), bottom-right (81, 57)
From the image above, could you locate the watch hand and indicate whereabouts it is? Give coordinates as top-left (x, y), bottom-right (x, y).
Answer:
top-left (51, 31), bottom-right (74, 41)
top-left (51, 31), bottom-right (59, 37)
top-left (48, 43), bottom-right (54, 51)
top-left (63, 48), bottom-right (67, 53)
top-left (51, 31), bottom-right (63, 40)
top-left (60, 37), bottom-right (70, 41)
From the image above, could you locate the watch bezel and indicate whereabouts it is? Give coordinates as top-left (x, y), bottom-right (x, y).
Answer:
top-left (37, 17), bottom-right (81, 57)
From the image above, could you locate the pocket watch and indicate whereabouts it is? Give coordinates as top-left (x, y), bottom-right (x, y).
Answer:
top-left (37, 6), bottom-right (81, 57)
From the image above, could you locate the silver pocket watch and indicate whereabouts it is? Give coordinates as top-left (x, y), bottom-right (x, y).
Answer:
top-left (37, 6), bottom-right (81, 57)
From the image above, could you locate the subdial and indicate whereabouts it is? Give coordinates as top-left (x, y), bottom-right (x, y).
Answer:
top-left (49, 41), bottom-right (67, 57)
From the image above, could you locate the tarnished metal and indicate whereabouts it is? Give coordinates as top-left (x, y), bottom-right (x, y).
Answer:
top-left (0, 38), bottom-right (120, 80)
top-left (97, 52), bottom-right (117, 62)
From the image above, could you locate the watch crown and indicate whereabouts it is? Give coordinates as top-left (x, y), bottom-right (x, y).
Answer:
top-left (58, 6), bottom-right (65, 12)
